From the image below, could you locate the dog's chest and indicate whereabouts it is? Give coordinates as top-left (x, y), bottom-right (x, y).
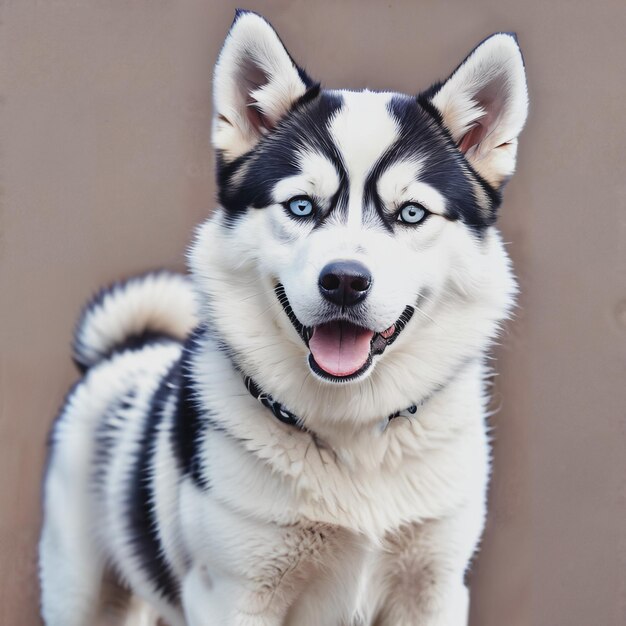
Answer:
top-left (204, 408), bottom-right (487, 538)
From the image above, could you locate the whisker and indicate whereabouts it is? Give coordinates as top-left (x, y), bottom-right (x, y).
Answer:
top-left (414, 304), bottom-right (442, 328)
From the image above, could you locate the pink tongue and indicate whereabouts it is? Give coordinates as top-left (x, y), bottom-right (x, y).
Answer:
top-left (309, 321), bottom-right (375, 377)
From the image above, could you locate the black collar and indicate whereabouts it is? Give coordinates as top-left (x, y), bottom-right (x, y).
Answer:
top-left (186, 326), bottom-right (421, 433)
top-left (244, 375), bottom-right (418, 431)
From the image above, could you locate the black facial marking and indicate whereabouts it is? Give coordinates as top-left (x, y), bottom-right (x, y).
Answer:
top-left (217, 91), bottom-right (346, 227)
top-left (314, 177), bottom-right (350, 228)
top-left (275, 284), bottom-right (310, 344)
top-left (217, 83), bottom-right (501, 234)
top-left (293, 82), bottom-right (322, 109)
top-left (415, 92), bottom-right (503, 221)
top-left (363, 95), bottom-right (499, 233)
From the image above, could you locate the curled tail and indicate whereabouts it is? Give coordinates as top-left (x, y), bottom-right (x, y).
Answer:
top-left (73, 271), bottom-right (198, 372)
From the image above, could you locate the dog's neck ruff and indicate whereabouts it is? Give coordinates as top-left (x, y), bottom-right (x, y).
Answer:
top-left (243, 375), bottom-right (418, 431)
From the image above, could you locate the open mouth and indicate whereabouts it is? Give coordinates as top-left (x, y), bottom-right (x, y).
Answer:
top-left (275, 284), bottom-right (414, 382)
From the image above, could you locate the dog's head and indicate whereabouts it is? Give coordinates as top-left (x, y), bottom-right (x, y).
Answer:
top-left (190, 11), bottom-right (528, 421)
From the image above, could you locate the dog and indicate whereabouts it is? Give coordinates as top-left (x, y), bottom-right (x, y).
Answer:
top-left (39, 10), bottom-right (528, 626)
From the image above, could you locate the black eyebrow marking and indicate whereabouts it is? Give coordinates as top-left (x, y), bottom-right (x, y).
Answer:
top-left (359, 94), bottom-right (500, 235)
top-left (313, 178), bottom-right (349, 229)
top-left (217, 91), bottom-right (348, 229)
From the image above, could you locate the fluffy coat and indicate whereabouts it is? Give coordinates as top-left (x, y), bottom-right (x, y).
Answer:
top-left (39, 11), bottom-right (528, 626)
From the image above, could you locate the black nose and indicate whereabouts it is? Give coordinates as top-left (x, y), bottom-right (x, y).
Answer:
top-left (318, 260), bottom-right (372, 307)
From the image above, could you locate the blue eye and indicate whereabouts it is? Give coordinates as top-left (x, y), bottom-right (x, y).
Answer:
top-left (287, 196), bottom-right (314, 218)
top-left (398, 203), bottom-right (428, 225)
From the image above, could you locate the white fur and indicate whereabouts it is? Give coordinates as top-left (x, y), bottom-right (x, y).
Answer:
top-left (377, 160), bottom-right (448, 217)
top-left (74, 271), bottom-right (197, 368)
top-left (329, 90), bottom-right (399, 231)
top-left (40, 342), bottom-right (185, 626)
top-left (212, 12), bottom-right (309, 161)
top-left (40, 14), bottom-right (527, 626)
top-left (273, 150), bottom-right (341, 208)
top-left (431, 33), bottom-right (528, 186)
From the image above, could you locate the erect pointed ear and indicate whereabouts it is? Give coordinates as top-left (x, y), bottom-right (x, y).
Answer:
top-left (428, 33), bottom-right (528, 188)
top-left (212, 11), bottom-right (315, 162)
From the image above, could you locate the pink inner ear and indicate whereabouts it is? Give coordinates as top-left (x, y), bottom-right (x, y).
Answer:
top-left (238, 58), bottom-right (274, 135)
top-left (458, 121), bottom-right (487, 154)
top-left (246, 101), bottom-right (272, 134)
top-left (457, 83), bottom-right (506, 155)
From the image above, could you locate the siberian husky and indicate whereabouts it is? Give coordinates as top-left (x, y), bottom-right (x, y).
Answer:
top-left (39, 10), bottom-right (528, 626)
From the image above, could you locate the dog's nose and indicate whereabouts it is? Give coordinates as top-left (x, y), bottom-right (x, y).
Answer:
top-left (318, 260), bottom-right (372, 307)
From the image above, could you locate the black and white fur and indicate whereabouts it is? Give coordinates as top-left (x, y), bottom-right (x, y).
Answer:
top-left (39, 11), bottom-right (528, 626)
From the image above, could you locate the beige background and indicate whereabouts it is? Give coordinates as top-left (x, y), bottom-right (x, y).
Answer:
top-left (2, 1), bottom-right (626, 624)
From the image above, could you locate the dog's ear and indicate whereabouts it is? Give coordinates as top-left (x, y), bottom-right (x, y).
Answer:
top-left (212, 11), bottom-right (314, 161)
top-left (427, 33), bottom-right (528, 188)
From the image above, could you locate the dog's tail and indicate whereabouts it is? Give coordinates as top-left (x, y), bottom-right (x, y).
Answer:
top-left (72, 271), bottom-right (198, 372)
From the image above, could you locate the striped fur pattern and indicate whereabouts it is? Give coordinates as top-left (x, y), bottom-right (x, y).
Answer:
top-left (39, 10), bottom-right (528, 626)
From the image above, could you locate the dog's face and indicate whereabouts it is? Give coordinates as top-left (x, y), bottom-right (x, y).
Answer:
top-left (190, 11), bottom-right (528, 418)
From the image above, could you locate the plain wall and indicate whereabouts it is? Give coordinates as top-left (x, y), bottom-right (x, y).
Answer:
top-left (1, 1), bottom-right (625, 624)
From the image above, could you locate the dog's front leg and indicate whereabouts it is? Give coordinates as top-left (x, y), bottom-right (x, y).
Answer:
top-left (180, 520), bottom-right (337, 626)
top-left (370, 505), bottom-right (484, 626)
top-left (181, 564), bottom-right (289, 626)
